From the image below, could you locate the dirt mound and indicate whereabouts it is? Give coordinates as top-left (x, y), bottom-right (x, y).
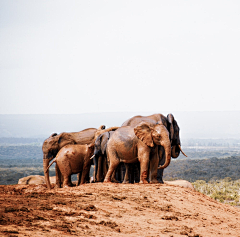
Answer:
top-left (0, 183), bottom-right (240, 236)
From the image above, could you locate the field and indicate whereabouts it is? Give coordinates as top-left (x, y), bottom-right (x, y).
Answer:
top-left (1, 139), bottom-right (240, 236)
top-left (1, 182), bottom-right (240, 236)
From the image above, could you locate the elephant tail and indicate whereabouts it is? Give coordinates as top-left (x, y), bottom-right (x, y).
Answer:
top-left (45, 158), bottom-right (56, 173)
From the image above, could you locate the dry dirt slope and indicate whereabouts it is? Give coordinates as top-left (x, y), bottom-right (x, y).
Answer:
top-left (0, 183), bottom-right (240, 237)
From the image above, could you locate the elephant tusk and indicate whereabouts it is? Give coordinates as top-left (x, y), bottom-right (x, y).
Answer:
top-left (90, 154), bottom-right (95, 160)
top-left (178, 144), bottom-right (187, 157)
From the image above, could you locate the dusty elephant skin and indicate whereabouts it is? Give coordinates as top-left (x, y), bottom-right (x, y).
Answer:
top-left (18, 175), bottom-right (56, 185)
top-left (42, 125), bottom-right (118, 189)
top-left (46, 144), bottom-right (94, 188)
top-left (122, 113), bottom-right (187, 183)
top-left (164, 180), bottom-right (195, 190)
top-left (92, 131), bottom-right (115, 182)
top-left (104, 122), bottom-right (171, 184)
top-left (1, 183), bottom-right (240, 237)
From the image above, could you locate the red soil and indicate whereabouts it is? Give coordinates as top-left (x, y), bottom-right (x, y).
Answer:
top-left (0, 183), bottom-right (240, 236)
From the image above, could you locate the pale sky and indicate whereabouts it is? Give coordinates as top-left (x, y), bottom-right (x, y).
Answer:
top-left (0, 1), bottom-right (240, 114)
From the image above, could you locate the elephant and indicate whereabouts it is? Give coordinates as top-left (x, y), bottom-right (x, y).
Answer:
top-left (91, 131), bottom-right (115, 182)
top-left (122, 113), bottom-right (187, 183)
top-left (42, 125), bottom-right (119, 189)
top-left (18, 175), bottom-right (56, 185)
top-left (46, 143), bottom-right (94, 187)
top-left (92, 130), bottom-right (127, 183)
top-left (164, 180), bottom-right (195, 190)
top-left (104, 122), bottom-right (171, 184)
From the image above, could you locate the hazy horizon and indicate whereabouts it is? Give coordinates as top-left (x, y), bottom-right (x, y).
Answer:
top-left (0, 111), bottom-right (240, 140)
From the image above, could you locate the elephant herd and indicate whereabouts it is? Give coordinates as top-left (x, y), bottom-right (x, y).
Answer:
top-left (42, 113), bottom-right (187, 189)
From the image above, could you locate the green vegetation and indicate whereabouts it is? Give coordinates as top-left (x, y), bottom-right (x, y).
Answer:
top-left (164, 156), bottom-right (240, 182)
top-left (0, 145), bottom-right (42, 161)
top-left (193, 178), bottom-right (240, 206)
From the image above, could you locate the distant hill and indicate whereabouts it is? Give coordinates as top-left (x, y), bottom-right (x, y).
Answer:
top-left (0, 111), bottom-right (240, 139)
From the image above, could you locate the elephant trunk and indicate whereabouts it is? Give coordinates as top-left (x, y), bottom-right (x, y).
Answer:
top-left (158, 140), bottom-right (171, 169)
top-left (43, 158), bottom-right (52, 189)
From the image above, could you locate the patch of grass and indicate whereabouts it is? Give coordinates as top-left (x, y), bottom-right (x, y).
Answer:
top-left (193, 177), bottom-right (240, 206)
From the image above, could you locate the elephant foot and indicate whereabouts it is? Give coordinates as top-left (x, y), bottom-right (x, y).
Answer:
top-left (111, 178), bottom-right (119, 183)
top-left (150, 179), bottom-right (159, 184)
top-left (104, 177), bottom-right (111, 183)
top-left (55, 183), bottom-right (61, 189)
top-left (122, 180), bottom-right (130, 184)
top-left (63, 185), bottom-right (71, 188)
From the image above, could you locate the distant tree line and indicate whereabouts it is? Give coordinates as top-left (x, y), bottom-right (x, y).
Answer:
top-left (0, 137), bottom-right (44, 145)
top-left (0, 145), bottom-right (42, 161)
top-left (0, 143), bottom-right (240, 185)
top-left (164, 156), bottom-right (240, 182)
top-left (184, 138), bottom-right (240, 147)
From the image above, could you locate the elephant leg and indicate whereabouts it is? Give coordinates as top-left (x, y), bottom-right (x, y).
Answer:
top-left (129, 164), bottom-right (135, 184)
top-left (121, 162), bottom-right (126, 182)
top-left (111, 168), bottom-right (119, 183)
top-left (80, 163), bottom-right (91, 185)
top-left (138, 152), bottom-right (150, 184)
top-left (63, 175), bottom-right (72, 188)
top-left (77, 172), bottom-right (82, 186)
top-left (55, 164), bottom-right (62, 188)
top-left (97, 155), bottom-right (103, 182)
top-left (134, 162), bottom-right (140, 183)
top-left (123, 163), bottom-right (131, 184)
top-left (94, 155), bottom-right (102, 182)
top-left (85, 169), bottom-right (90, 183)
top-left (93, 155), bottom-right (98, 182)
top-left (102, 156), bottom-right (108, 180)
top-left (60, 160), bottom-right (73, 187)
top-left (149, 147), bottom-right (159, 183)
top-left (157, 146), bottom-right (165, 183)
top-left (104, 151), bottom-right (120, 183)
top-left (114, 163), bottom-right (120, 182)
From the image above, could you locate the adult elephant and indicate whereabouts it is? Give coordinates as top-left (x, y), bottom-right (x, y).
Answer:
top-left (92, 130), bottom-right (115, 182)
top-left (104, 122), bottom-right (171, 183)
top-left (122, 113), bottom-right (187, 183)
top-left (42, 125), bottom-right (118, 189)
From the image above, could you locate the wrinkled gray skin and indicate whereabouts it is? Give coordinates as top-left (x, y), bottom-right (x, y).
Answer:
top-left (42, 126), bottom-right (106, 189)
top-left (122, 113), bottom-right (186, 183)
top-left (93, 131), bottom-right (115, 182)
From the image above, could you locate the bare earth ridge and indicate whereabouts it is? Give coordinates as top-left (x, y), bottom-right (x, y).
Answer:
top-left (0, 183), bottom-right (240, 237)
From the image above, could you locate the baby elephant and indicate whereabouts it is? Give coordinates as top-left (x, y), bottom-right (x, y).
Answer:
top-left (46, 143), bottom-right (94, 188)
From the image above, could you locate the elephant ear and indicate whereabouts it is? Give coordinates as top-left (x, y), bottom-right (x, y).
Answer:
top-left (167, 114), bottom-right (174, 141)
top-left (95, 134), bottom-right (103, 152)
top-left (134, 122), bottom-right (154, 147)
top-left (87, 143), bottom-right (95, 158)
top-left (50, 133), bottom-right (58, 137)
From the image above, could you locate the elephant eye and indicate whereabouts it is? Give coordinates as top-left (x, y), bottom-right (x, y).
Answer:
top-left (155, 132), bottom-right (161, 138)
